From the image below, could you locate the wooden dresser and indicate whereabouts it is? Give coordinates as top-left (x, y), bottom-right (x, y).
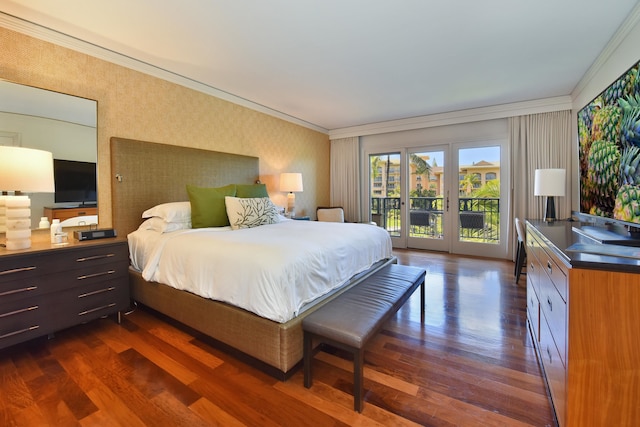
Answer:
top-left (526, 220), bottom-right (640, 426)
top-left (0, 237), bottom-right (129, 350)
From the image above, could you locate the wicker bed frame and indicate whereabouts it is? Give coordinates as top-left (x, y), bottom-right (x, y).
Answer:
top-left (110, 137), bottom-right (394, 379)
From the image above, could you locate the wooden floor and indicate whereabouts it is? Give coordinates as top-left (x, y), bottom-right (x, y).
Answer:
top-left (0, 249), bottom-right (556, 426)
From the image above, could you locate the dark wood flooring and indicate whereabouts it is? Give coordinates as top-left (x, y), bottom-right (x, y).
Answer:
top-left (0, 249), bottom-right (555, 426)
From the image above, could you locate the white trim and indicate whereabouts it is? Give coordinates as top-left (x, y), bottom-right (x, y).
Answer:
top-left (0, 12), bottom-right (329, 135)
top-left (329, 96), bottom-right (572, 140)
top-left (572, 3), bottom-right (640, 104)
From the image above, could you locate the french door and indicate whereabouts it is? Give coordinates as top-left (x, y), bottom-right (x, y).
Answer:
top-left (366, 140), bottom-right (509, 258)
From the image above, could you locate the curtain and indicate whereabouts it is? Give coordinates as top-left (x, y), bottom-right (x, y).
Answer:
top-left (330, 136), bottom-right (360, 222)
top-left (509, 110), bottom-right (572, 256)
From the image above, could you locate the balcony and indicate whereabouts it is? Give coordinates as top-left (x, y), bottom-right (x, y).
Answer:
top-left (371, 197), bottom-right (500, 243)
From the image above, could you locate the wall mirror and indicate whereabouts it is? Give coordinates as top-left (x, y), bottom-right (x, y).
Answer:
top-left (0, 80), bottom-right (97, 229)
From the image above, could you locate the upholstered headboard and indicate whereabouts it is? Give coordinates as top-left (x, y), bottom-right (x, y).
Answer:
top-left (110, 137), bottom-right (259, 236)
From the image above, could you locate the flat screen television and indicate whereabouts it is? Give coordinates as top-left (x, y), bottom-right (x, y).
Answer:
top-left (577, 58), bottom-right (640, 234)
top-left (53, 159), bottom-right (97, 206)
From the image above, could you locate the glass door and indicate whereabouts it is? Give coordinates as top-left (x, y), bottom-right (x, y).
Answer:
top-left (366, 140), bottom-right (508, 257)
top-left (368, 152), bottom-right (404, 247)
top-left (407, 146), bottom-right (450, 251)
top-left (450, 141), bottom-right (508, 258)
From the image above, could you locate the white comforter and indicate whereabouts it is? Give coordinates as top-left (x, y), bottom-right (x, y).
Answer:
top-left (128, 219), bottom-right (393, 323)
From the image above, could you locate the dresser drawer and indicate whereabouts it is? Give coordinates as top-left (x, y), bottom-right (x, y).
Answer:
top-left (0, 296), bottom-right (50, 349)
top-left (44, 244), bottom-right (129, 275)
top-left (526, 273), bottom-right (540, 342)
top-left (539, 314), bottom-right (566, 426)
top-left (52, 278), bottom-right (129, 330)
top-left (0, 260), bottom-right (41, 289)
top-left (0, 273), bottom-right (43, 305)
top-left (539, 271), bottom-right (567, 366)
top-left (539, 246), bottom-right (567, 302)
top-left (526, 225), bottom-right (542, 297)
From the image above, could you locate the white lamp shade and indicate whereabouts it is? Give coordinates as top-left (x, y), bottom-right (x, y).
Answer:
top-left (0, 146), bottom-right (55, 193)
top-left (280, 172), bottom-right (303, 193)
top-left (534, 169), bottom-right (566, 197)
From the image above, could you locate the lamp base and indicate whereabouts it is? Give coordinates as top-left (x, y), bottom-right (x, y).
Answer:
top-left (4, 195), bottom-right (32, 250)
top-left (286, 192), bottom-right (296, 218)
top-left (544, 196), bottom-right (556, 222)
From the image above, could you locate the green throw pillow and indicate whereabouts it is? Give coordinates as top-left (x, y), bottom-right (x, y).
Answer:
top-left (236, 183), bottom-right (268, 198)
top-left (187, 184), bottom-right (237, 228)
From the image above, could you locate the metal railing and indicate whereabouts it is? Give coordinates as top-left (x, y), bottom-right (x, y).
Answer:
top-left (371, 197), bottom-right (500, 243)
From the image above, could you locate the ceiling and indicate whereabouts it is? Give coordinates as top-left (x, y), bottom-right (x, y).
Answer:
top-left (2, 1), bottom-right (639, 132)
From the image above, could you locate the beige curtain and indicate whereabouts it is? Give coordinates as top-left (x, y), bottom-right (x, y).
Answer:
top-left (330, 136), bottom-right (360, 222)
top-left (509, 110), bottom-right (572, 254)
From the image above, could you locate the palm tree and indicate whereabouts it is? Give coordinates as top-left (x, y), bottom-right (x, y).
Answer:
top-left (370, 156), bottom-right (381, 182)
top-left (474, 179), bottom-right (500, 198)
top-left (459, 173), bottom-right (480, 196)
top-left (410, 153), bottom-right (432, 180)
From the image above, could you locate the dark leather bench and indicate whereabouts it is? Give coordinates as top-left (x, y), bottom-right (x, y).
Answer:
top-left (302, 263), bottom-right (426, 412)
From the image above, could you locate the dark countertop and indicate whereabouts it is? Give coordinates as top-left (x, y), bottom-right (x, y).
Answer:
top-left (527, 219), bottom-right (640, 273)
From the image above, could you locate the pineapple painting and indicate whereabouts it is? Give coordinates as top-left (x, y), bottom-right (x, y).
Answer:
top-left (590, 105), bottom-right (621, 143)
top-left (618, 93), bottom-right (640, 148)
top-left (579, 62), bottom-right (640, 223)
top-left (587, 139), bottom-right (620, 213)
top-left (614, 185), bottom-right (640, 222)
top-left (603, 65), bottom-right (638, 106)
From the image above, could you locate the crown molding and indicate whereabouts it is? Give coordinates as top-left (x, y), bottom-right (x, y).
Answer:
top-left (328, 96), bottom-right (572, 140)
top-left (572, 3), bottom-right (640, 104)
top-left (0, 12), bottom-right (329, 135)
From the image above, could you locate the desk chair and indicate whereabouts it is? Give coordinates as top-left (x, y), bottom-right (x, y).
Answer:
top-left (515, 217), bottom-right (527, 283)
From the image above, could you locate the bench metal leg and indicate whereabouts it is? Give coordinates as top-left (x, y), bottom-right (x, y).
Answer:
top-left (354, 348), bottom-right (364, 412)
top-left (304, 332), bottom-right (313, 388)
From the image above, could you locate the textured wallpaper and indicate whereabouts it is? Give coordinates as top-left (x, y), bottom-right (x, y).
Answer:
top-left (0, 26), bottom-right (330, 226)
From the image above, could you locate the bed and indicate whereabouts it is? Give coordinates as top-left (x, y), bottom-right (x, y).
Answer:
top-left (110, 137), bottom-right (395, 379)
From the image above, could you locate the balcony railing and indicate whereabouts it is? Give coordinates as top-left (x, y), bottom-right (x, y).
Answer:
top-left (371, 197), bottom-right (500, 243)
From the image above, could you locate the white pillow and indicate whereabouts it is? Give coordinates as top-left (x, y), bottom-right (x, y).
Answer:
top-left (138, 217), bottom-right (191, 233)
top-left (225, 196), bottom-right (281, 230)
top-left (142, 201), bottom-right (191, 223)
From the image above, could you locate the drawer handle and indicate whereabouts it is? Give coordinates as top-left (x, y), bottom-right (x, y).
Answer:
top-left (78, 303), bottom-right (116, 316)
top-left (547, 261), bottom-right (552, 274)
top-left (0, 305), bottom-right (38, 319)
top-left (0, 325), bottom-right (39, 340)
top-left (547, 297), bottom-right (553, 311)
top-left (76, 254), bottom-right (115, 262)
top-left (0, 266), bottom-right (36, 276)
top-left (0, 285), bottom-right (37, 297)
top-left (78, 287), bottom-right (116, 298)
top-left (77, 270), bottom-right (115, 280)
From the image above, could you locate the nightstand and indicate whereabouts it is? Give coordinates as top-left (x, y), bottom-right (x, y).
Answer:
top-left (0, 238), bottom-right (129, 350)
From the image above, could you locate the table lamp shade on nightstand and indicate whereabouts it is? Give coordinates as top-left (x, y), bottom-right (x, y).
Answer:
top-left (0, 146), bottom-right (55, 249)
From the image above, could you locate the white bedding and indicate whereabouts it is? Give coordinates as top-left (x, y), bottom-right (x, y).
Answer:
top-left (128, 219), bottom-right (393, 323)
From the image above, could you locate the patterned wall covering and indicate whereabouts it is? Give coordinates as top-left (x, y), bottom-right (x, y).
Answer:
top-left (0, 26), bottom-right (330, 226)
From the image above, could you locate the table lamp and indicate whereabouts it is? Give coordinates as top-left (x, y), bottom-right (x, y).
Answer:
top-left (534, 168), bottom-right (566, 222)
top-left (280, 172), bottom-right (303, 218)
top-left (0, 146), bottom-right (55, 249)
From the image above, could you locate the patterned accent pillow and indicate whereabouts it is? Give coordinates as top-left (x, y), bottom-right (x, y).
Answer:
top-left (225, 196), bottom-right (281, 230)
